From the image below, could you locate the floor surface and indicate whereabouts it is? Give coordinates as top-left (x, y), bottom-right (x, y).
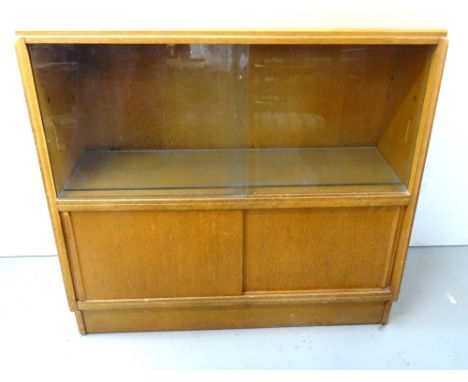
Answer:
top-left (0, 246), bottom-right (467, 370)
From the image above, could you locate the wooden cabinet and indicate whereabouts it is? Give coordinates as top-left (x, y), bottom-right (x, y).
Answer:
top-left (16, 30), bottom-right (447, 333)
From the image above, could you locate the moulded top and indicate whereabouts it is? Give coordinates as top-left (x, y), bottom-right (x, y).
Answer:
top-left (15, 29), bottom-right (447, 45)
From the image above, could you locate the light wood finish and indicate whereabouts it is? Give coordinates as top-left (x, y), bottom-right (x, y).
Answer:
top-left (381, 301), bottom-right (393, 324)
top-left (16, 30), bottom-right (446, 45)
top-left (390, 38), bottom-right (449, 300)
top-left (15, 38), bottom-right (78, 311)
top-left (58, 188), bottom-right (410, 210)
top-left (81, 301), bottom-right (387, 333)
top-left (16, 30), bottom-right (447, 334)
top-left (378, 46), bottom-right (434, 184)
top-left (77, 288), bottom-right (391, 310)
top-left (61, 212), bottom-right (86, 300)
top-left (65, 210), bottom-right (243, 299)
top-left (74, 311), bottom-right (87, 335)
top-left (244, 207), bottom-right (401, 291)
top-left (62, 147), bottom-right (401, 195)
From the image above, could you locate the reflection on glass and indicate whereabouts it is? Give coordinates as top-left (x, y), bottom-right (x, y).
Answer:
top-left (29, 43), bottom-right (432, 198)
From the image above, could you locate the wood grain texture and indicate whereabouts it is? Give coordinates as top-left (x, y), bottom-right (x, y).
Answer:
top-left (247, 45), bottom-right (395, 147)
top-left (66, 210), bottom-right (243, 299)
top-left (81, 301), bottom-right (387, 333)
top-left (77, 44), bottom-right (245, 150)
top-left (378, 45), bottom-right (434, 184)
top-left (244, 207), bottom-right (401, 291)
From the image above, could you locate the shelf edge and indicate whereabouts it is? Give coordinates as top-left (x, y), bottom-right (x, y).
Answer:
top-left (57, 191), bottom-right (411, 211)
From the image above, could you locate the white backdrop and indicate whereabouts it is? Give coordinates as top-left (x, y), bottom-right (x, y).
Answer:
top-left (0, 0), bottom-right (466, 256)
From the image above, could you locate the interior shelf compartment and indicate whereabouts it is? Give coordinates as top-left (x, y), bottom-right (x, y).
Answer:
top-left (61, 146), bottom-right (402, 198)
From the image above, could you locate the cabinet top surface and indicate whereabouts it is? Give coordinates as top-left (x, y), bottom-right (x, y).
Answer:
top-left (16, 29), bottom-right (447, 44)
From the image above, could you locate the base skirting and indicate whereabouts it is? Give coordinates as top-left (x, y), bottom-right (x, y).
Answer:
top-left (79, 300), bottom-right (390, 334)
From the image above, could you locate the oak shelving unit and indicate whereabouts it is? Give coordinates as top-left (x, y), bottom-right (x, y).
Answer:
top-left (16, 30), bottom-right (447, 333)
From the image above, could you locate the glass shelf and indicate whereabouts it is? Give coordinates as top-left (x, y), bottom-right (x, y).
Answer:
top-left (60, 146), bottom-right (401, 198)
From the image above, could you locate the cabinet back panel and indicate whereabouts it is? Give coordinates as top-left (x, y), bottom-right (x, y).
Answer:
top-left (77, 44), bottom-right (247, 150)
top-left (247, 45), bottom-right (394, 147)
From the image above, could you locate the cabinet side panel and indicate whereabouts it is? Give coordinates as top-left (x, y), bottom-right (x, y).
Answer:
top-left (69, 210), bottom-right (243, 299)
top-left (16, 39), bottom-right (78, 311)
top-left (244, 207), bottom-right (401, 291)
top-left (28, 44), bottom-right (87, 194)
top-left (390, 39), bottom-right (448, 299)
top-left (377, 45), bottom-right (434, 185)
